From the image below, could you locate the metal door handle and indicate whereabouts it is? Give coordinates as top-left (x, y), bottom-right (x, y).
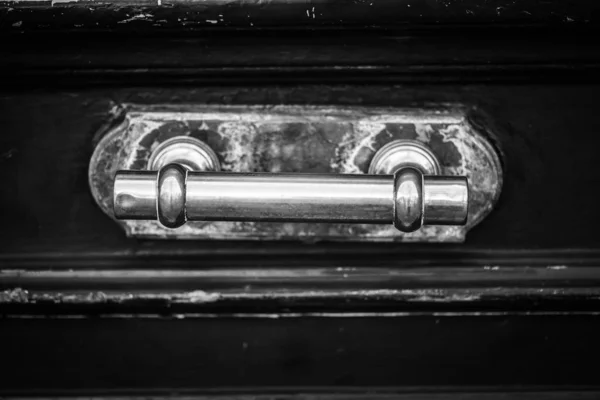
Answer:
top-left (113, 138), bottom-right (468, 233)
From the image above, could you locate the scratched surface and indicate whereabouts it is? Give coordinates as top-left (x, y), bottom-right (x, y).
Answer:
top-left (89, 105), bottom-right (502, 242)
top-left (1, 0), bottom-right (597, 31)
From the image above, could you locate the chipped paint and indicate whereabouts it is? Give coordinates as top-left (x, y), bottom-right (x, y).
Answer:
top-left (0, 288), bottom-right (221, 304)
top-left (0, 287), bottom-right (28, 303)
top-left (7, 286), bottom-right (595, 307)
top-left (484, 266), bottom-right (500, 270)
top-left (117, 13), bottom-right (154, 24)
top-left (89, 105), bottom-right (502, 242)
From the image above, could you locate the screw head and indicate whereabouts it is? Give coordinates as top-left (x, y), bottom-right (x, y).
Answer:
top-left (148, 136), bottom-right (220, 172)
top-left (369, 140), bottom-right (441, 175)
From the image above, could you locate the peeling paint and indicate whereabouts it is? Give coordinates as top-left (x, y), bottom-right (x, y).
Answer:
top-left (8, 287), bottom-right (596, 306)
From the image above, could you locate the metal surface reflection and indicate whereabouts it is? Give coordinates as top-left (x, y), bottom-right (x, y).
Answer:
top-left (114, 168), bottom-right (468, 232)
top-left (113, 137), bottom-right (469, 233)
top-left (186, 173), bottom-right (391, 223)
top-left (114, 171), bottom-right (157, 220)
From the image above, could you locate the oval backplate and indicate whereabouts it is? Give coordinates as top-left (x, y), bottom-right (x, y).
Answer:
top-left (89, 104), bottom-right (502, 242)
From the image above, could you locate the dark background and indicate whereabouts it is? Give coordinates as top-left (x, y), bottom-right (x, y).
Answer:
top-left (2, 0), bottom-right (600, 396)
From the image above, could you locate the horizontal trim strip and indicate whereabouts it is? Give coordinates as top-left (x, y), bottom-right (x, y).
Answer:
top-left (3, 248), bottom-right (600, 268)
top-left (2, 266), bottom-right (600, 286)
top-left (5, 311), bottom-right (600, 318)
top-left (4, 268), bottom-right (600, 314)
top-left (3, 64), bottom-right (600, 87)
top-left (4, 387), bottom-right (600, 398)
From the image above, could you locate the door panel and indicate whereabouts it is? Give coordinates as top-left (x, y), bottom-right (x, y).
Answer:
top-left (1, 12), bottom-right (600, 397)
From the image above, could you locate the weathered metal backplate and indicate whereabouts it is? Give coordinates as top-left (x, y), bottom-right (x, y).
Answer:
top-left (89, 105), bottom-right (502, 242)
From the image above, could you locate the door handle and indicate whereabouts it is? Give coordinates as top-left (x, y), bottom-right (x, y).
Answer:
top-left (113, 138), bottom-right (468, 233)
